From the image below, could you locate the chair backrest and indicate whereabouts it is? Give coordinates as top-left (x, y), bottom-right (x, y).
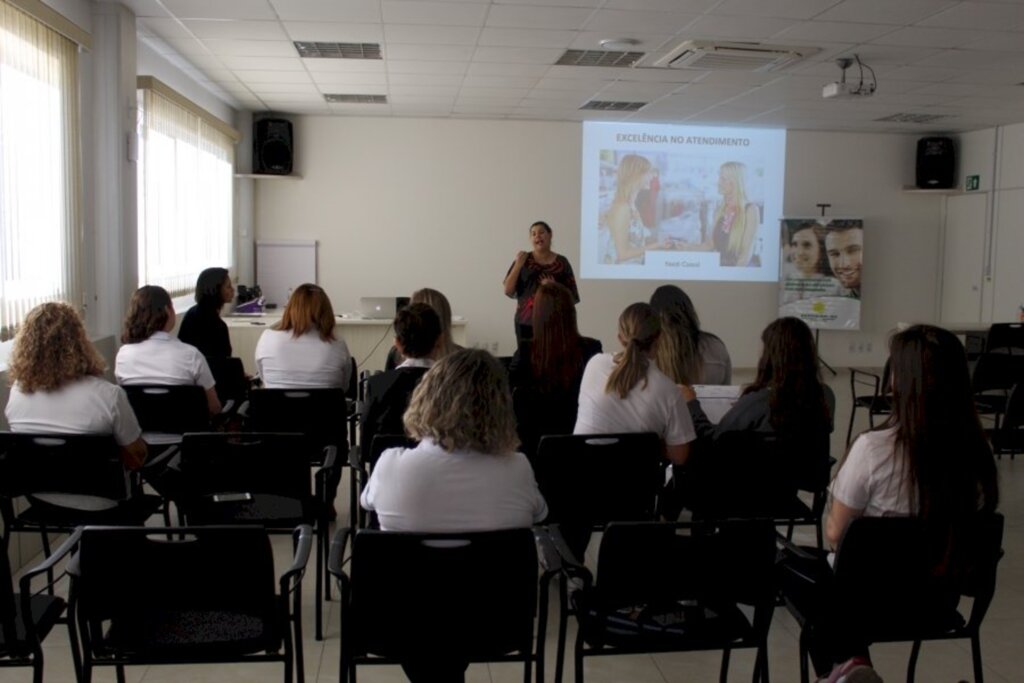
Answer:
top-left (366, 434), bottom-right (417, 471)
top-left (246, 387), bottom-right (348, 453)
top-left (533, 433), bottom-right (664, 526)
top-left (972, 350), bottom-right (1023, 394)
top-left (1001, 384), bottom-right (1024, 432)
top-left (593, 520), bottom-right (776, 609)
top-left (122, 384), bottom-right (210, 435)
top-left (73, 525), bottom-right (279, 652)
top-left (206, 356), bottom-right (249, 404)
top-left (985, 323), bottom-right (1024, 353)
top-left (348, 527), bottom-right (537, 660)
top-left (0, 533), bottom-right (17, 650)
top-left (0, 433), bottom-right (130, 501)
top-left (178, 432), bottom-right (312, 501)
top-left (832, 514), bottom-right (1005, 637)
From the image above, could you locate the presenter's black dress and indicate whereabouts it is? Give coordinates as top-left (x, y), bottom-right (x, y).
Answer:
top-left (506, 253), bottom-right (579, 342)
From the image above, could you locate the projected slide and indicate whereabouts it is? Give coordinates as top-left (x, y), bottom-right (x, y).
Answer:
top-left (580, 122), bottom-right (786, 282)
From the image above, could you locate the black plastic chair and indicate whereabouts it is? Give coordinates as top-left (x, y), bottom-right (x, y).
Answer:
top-left (206, 356), bottom-right (250, 405)
top-left (984, 322), bottom-right (1024, 352)
top-left (246, 388), bottom-right (349, 465)
top-left (990, 383), bottom-right (1024, 459)
top-left (0, 530), bottom-right (69, 683)
top-left (972, 349), bottom-right (1024, 430)
top-left (177, 432), bottom-right (338, 641)
top-left (52, 524), bottom-right (311, 683)
top-left (846, 361), bottom-right (892, 447)
top-left (0, 432), bottom-right (163, 586)
top-left (556, 520), bottom-right (776, 683)
top-left (122, 384), bottom-right (211, 445)
top-left (329, 527), bottom-right (541, 683)
top-left (781, 514), bottom-right (1005, 683)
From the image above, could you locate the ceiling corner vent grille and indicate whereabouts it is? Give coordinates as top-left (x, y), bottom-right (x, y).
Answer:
top-left (650, 40), bottom-right (817, 72)
top-left (324, 94), bottom-right (388, 104)
top-left (580, 100), bottom-right (647, 112)
top-left (556, 49), bottom-right (645, 68)
top-left (874, 113), bottom-right (952, 124)
top-left (295, 42), bottom-right (382, 59)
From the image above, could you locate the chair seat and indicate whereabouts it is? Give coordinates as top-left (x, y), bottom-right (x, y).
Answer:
top-left (852, 396), bottom-right (891, 412)
top-left (975, 395), bottom-right (1007, 414)
top-left (185, 494), bottom-right (313, 527)
top-left (0, 594), bottom-right (66, 657)
top-left (99, 609), bottom-right (281, 659)
top-left (15, 495), bottom-right (163, 528)
top-left (575, 597), bottom-right (754, 652)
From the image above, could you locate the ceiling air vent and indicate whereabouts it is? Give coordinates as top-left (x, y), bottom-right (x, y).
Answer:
top-left (556, 49), bottom-right (645, 68)
top-left (874, 113), bottom-right (952, 124)
top-left (295, 42), bottom-right (382, 59)
top-left (324, 94), bottom-right (388, 104)
top-left (580, 100), bottom-right (647, 112)
top-left (650, 40), bottom-right (817, 72)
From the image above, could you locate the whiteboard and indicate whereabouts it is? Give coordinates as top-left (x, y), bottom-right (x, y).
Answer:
top-left (256, 240), bottom-right (317, 308)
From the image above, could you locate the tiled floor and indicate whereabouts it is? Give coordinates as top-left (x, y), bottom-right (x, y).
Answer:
top-left (5, 369), bottom-right (1022, 682)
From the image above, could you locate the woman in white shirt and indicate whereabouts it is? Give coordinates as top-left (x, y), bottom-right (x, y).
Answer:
top-left (360, 348), bottom-right (547, 683)
top-left (254, 284), bottom-right (351, 390)
top-left (575, 302), bottom-right (695, 466)
top-left (5, 302), bottom-right (147, 470)
top-left (115, 285), bottom-right (221, 416)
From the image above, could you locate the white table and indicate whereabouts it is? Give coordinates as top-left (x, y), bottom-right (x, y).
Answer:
top-left (224, 314), bottom-right (468, 375)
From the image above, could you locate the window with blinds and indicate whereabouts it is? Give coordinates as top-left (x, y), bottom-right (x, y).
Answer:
top-left (0, 0), bottom-right (82, 341)
top-left (137, 82), bottom-right (236, 298)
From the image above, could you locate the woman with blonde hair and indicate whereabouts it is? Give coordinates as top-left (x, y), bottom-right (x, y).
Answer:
top-left (575, 302), bottom-right (695, 466)
top-left (362, 348), bottom-right (546, 533)
top-left (254, 283), bottom-right (351, 389)
top-left (602, 154), bottom-right (654, 264)
top-left (707, 161), bottom-right (760, 267)
top-left (5, 302), bottom-right (147, 469)
top-left (116, 285), bottom-right (222, 416)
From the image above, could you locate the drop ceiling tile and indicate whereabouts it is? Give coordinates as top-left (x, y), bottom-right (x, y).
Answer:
top-left (459, 86), bottom-right (532, 99)
top-left (269, 0), bottom-right (382, 23)
top-left (880, 65), bottom-right (972, 82)
top-left (682, 14), bottom-right (801, 40)
top-left (871, 26), bottom-right (997, 48)
top-left (456, 95), bottom-right (526, 106)
top-left (391, 104), bottom-right (457, 116)
top-left (832, 45), bottom-right (944, 66)
top-left (388, 84), bottom-right (461, 97)
top-left (137, 18), bottom-right (197, 40)
top-left (523, 90), bottom-right (593, 103)
top-left (257, 94), bottom-right (327, 104)
top-left (610, 67), bottom-right (705, 84)
top-left (310, 73), bottom-right (389, 87)
top-left (328, 102), bottom-right (393, 113)
top-left (282, 22), bottom-right (384, 43)
top-left (583, 9), bottom-right (702, 33)
top-left (693, 71), bottom-right (786, 86)
top-left (198, 39), bottom-right (296, 57)
top-left (384, 24), bottom-right (481, 45)
top-left (247, 82), bottom-right (321, 94)
top-left (466, 62), bottom-right (551, 77)
top-left (173, 54), bottom-right (226, 70)
top-left (485, 5), bottom-right (596, 29)
top-left (233, 70), bottom-right (315, 84)
top-left (302, 59), bottom-right (387, 74)
top-left (913, 49), bottom-right (1007, 69)
top-left (182, 20), bottom-right (289, 41)
top-left (452, 104), bottom-right (515, 115)
top-left (387, 60), bottom-right (469, 75)
top-left (815, 0), bottom-right (960, 26)
top-left (382, 1), bottom-right (488, 26)
top-left (122, 0), bottom-right (171, 18)
top-left (160, 0), bottom-right (277, 20)
top-left (162, 37), bottom-right (216, 56)
top-left (918, 2), bottom-right (1024, 30)
top-left (602, 0), bottom-right (719, 10)
top-left (477, 28), bottom-right (576, 48)
top-left (710, 0), bottom-right (847, 20)
top-left (386, 73), bottom-right (465, 86)
top-left (946, 70), bottom-right (1024, 85)
top-left (472, 46), bottom-right (564, 64)
top-left (385, 44), bottom-right (476, 61)
top-left (960, 32), bottom-right (1024, 51)
top-left (773, 21), bottom-right (898, 43)
top-left (218, 56), bottom-right (305, 71)
top-left (595, 80), bottom-right (684, 98)
top-left (533, 76), bottom-right (606, 91)
top-left (462, 75), bottom-right (541, 88)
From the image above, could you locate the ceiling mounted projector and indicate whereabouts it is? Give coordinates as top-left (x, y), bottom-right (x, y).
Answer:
top-left (823, 56), bottom-right (876, 100)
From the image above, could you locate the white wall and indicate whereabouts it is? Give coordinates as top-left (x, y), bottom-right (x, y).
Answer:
top-left (254, 118), bottom-right (942, 368)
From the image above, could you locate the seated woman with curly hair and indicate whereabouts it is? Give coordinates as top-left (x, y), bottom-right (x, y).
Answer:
top-left (5, 302), bottom-right (147, 470)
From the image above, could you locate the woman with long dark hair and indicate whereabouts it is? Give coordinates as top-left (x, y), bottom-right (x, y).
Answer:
top-left (177, 267), bottom-right (234, 359)
top-left (649, 284), bottom-right (731, 385)
top-left (575, 302), bottom-right (694, 466)
top-left (509, 282), bottom-right (601, 455)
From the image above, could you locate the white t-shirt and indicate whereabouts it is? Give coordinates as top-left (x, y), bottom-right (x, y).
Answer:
top-left (5, 376), bottom-right (142, 446)
top-left (361, 438), bottom-right (548, 532)
top-left (254, 328), bottom-right (352, 390)
top-left (574, 353), bottom-right (696, 446)
top-left (830, 427), bottom-right (914, 518)
top-left (115, 331), bottom-right (216, 389)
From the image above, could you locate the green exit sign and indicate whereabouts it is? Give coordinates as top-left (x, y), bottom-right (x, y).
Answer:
top-left (966, 175), bottom-right (980, 191)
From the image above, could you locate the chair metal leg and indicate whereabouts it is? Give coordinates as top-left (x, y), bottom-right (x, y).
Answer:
top-left (971, 634), bottom-right (985, 683)
top-left (315, 527), bottom-right (324, 641)
top-left (815, 519), bottom-right (824, 550)
top-left (41, 530), bottom-right (54, 595)
top-left (32, 656), bottom-right (42, 683)
top-left (907, 640), bottom-right (921, 683)
top-left (574, 616), bottom-right (587, 683)
top-left (720, 647), bottom-right (731, 683)
top-left (536, 574), bottom-right (550, 683)
top-left (555, 574), bottom-right (569, 683)
top-left (799, 629), bottom-right (811, 683)
top-left (845, 405), bottom-right (857, 447)
top-left (116, 664), bottom-right (126, 683)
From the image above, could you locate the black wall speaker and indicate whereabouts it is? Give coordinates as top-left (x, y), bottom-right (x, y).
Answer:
top-left (253, 118), bottom-right (293, 175)
top-left (916, 137), bottom-right (955, 189)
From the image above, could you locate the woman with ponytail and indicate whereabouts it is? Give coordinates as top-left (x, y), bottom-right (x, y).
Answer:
top-left (574, 302), bottom-right (695, 466)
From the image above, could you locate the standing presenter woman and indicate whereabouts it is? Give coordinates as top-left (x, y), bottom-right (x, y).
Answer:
top-left (503, 220), bottom-right (579, 342)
